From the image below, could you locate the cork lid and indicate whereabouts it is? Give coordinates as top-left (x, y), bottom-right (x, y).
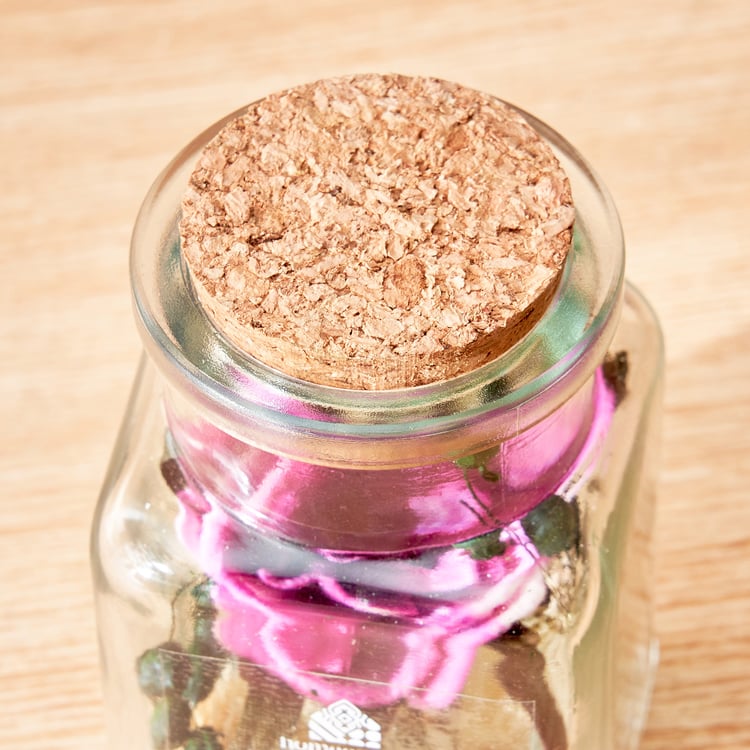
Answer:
top-left (179, 74), bottom-right (574, 390)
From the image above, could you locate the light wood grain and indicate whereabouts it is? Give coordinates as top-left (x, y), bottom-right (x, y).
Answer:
top-left (1, 1), bottom-right (749, 748)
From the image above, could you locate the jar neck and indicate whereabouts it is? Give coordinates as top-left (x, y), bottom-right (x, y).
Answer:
top-left (163, 368), bottom-right (614, 554)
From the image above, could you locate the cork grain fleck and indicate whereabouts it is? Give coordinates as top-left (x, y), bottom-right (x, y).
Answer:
top-left (180, 74), bottom-right (574, 389)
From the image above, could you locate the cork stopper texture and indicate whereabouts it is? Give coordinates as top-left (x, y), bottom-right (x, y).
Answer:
top-left (180, 74), bottom-right (574, 390)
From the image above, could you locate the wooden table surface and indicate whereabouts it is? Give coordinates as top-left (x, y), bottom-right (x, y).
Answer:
top-left (2, 1), bottom-right (749, 748)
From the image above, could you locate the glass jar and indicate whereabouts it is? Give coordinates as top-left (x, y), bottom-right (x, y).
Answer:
top-left (92, 102), bottom-right (663, 750)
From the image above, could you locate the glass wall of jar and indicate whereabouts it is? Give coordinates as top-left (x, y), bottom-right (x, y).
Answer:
top-left (92, 104), bottom-right (663, 750)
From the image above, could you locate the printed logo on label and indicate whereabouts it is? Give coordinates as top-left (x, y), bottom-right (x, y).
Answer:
top-left (309, 700), bottom-right (382, 748)
top-left (279, 699), bottom-right (382, 749)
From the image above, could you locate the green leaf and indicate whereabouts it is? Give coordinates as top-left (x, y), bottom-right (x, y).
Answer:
top-left (521, 495), bottom-right (580, 556)
top-left (191, 579), bottom-right (216, 617)
top-left (136, 642), bottom-right (189, 699)
top-left (454, 531), bottom-right (507, 561)
top-left (150, 695), bottom-right (192, 750)
top-left (182, 654), bottom-right (221, 707)
top-left (455, 446), bottom-right (500, 471)
top-left (184, 727), bottom-right (224, 750)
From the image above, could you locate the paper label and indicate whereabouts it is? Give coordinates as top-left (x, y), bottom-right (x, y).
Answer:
top-left (155, 647), bottom-right (537, 750)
